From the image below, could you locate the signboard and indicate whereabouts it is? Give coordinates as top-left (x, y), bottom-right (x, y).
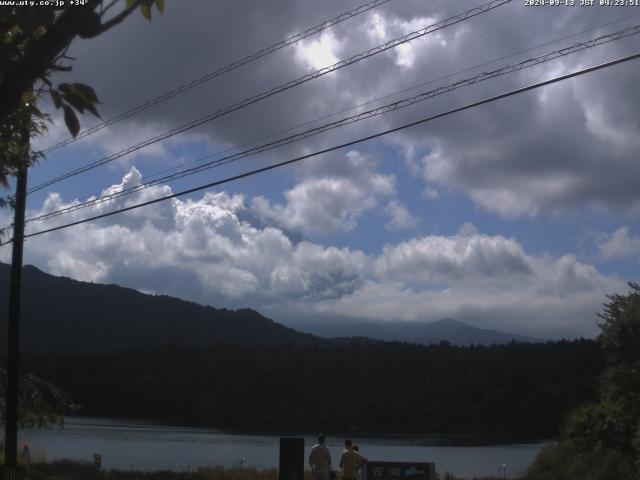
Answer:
top-left (365, 462), bottom-right (436, 480)
top-left (279, 437), bottom-right (304, 480)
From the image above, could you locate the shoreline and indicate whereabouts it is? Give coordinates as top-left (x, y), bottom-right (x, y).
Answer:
top-left (60, 415), bottom-right (553, 446)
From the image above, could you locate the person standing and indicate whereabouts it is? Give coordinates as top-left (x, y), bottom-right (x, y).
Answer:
top-left (309, 433), bottom-right (332, 480)
top-left (21, 443), bottom-right (31, 466)
top-left (340, 439), bottom-right (366, 480)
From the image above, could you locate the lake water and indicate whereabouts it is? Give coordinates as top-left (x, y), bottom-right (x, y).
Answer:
top-left (21, 417), bottom-right (547, 479)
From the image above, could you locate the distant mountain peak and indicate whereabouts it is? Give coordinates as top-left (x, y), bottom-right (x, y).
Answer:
top-left (296, 318), bottom-right (541, 346)
top-left (431, 318), bottom-right (464, 326)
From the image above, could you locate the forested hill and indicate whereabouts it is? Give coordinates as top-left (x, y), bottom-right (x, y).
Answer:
top-left (1, 262), bottom-right (545, 352)
top-left (24, 339), bottom-right (602, 436)
top-left (0, 263), bottom-right (320, 352)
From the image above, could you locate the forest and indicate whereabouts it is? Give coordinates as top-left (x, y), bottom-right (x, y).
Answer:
top-left (22, 339), bottom-right (601, 436)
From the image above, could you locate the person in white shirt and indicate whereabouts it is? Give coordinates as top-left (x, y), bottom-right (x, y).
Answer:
top-left (309, 433), bottom-right (332, 480)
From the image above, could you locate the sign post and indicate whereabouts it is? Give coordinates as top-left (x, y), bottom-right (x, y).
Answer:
top-left (279, 437), bottom-right (304, 480)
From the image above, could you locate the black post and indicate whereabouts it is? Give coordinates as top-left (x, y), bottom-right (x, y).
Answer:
top-left (4, 118), bottom-right (30, 480)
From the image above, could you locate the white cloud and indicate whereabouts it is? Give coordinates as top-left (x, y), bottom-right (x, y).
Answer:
top-left (365, 13), bottom-right (443, 69)
top-left (35, 0), bottom-right (640, 221)
top-left (375, 226), bottom-right (533, 284)
top-left (20, 170), bottom-right (367, 306)
top-left (423, 187), bottom-right (440, 200)
top-left (251, 151), bottom-right (395, 235)
top-left (384, 200), bottom-right (418, 230)
top-left (598, 226), bottom-right (640, 261)
top-left (295, 32), bottom-right (342, 71)
top-left (307, 246), bottom-right (622, 338)
top-left (9, 175), bottom-right (625, 340)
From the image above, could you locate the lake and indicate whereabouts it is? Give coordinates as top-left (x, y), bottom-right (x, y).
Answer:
top-left (21, 417), bottom-right (547, 479)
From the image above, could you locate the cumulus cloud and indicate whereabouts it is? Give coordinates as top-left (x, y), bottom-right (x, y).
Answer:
top-left (9, 2), bottom-right (638, 339)
top-left (40, 0), bottom-right (640, 219)
top-left (597, 226), bottom-right (640, 261)
top-left (251, 150), bottom-right (395, 235)
top-left (2, 171), bottom-right (625, 339)
top-left (375, 224), bottom-right (533, 284)
top-left (16, 169), bottom-right (367, 307)
top-left (309, 241), bottom-right (622, 338)
top-left (384, 200), bottom-right (419, 230)
top-left (295, 32), bottom-right (342, 71)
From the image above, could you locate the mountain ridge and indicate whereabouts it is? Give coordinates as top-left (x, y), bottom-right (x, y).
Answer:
top-left (1, 262), bottom-right (539, 352)
top-left (0, 263), bottom-right (321, 352)
top-left (294, 317), bottom-right (541, 346)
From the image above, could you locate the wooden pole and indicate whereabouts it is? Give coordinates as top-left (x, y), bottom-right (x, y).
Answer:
top-left (4, 114), bottom-right (30, 480)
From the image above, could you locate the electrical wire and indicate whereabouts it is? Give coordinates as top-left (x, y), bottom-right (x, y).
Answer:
top-left (57, 8), bottom-right (640, 205)
top-left (40, 0), bottom-right (396, 155)
top-left (0, 50), bottom-right (636, 246)
top-left (27, 0), bottom-right (513, 195)
top-left (86, 8), bottom-right (640, 196)
top-left (19, 22), bottom-right (640, 226)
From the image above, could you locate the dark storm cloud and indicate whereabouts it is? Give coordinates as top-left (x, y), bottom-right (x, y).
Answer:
top-left (17, 0), bottom-right (637, 338)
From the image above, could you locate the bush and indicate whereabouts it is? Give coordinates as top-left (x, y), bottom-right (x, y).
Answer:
top-left (522, 440), bottom-right (634, 480)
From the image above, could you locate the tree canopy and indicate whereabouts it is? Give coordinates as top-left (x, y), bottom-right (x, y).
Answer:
top-left (566, 283), bottom-right (640, 463)
top-left (0, 0), bottom-right (164, 190)
top-left (0, 368), bottom-right (78, 429)
top-left (525, 283), bottom-right (640, 480)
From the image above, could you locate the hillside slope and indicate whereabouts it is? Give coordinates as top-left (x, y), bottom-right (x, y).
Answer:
top-left (0, 263), bottom-right (321, 352)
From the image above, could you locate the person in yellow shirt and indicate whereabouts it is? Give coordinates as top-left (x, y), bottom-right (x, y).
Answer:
top-left (340, 439), bottom-right (366, 480)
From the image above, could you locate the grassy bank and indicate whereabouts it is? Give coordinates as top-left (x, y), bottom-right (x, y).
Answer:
top-left (17, 459), bottom-right (512, 480)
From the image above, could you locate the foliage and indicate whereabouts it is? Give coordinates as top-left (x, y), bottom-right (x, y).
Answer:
top-left (530, 283), bottom-right (640, 479)
top-left (28, 459), bottom-right (509, 480)
top-left (0, 368), bottom-right (78, 429)
top-left (28, 460), bottom-right (279, 480)
top-left (0, 0), bottom-right (164, 189)
top-left (598, 283), bottom-right (640, 443)
top-left (523, 439), bottom-right (633, 480)
top-left (437, 474), bottom-right (505, 480)
top-left (23, 339), bottom-right (602, 435)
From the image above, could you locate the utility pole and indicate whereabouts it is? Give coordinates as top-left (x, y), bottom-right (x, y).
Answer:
top-left (4, 112), bottom-right (30, 480)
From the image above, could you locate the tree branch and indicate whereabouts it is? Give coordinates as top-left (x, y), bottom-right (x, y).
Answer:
top-left (96, 0), bottom-right (142, 35)
top-left (100, 0), bottom-right (120, 17)
top-left (0, 1), bottom-right (141, 122)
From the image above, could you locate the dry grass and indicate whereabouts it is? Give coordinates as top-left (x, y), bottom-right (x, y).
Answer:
top-left (3, 459), bottom-right (515, 480)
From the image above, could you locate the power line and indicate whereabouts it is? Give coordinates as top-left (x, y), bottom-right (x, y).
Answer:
top-left (58, 9), bottom-right (640, 207)
top-left (2, 50), bottom-right (636, 245)
top-left (27, 0), bottom-right (512, 195)
top-left (21, 22), bottom-right (640, 226)
top-left (81, 8), bottom-right (640, 189)
top-left (40, 0), bottom-right (396, 155)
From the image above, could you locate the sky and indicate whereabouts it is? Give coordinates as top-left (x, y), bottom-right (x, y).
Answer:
top-left (2, 0), bottom-right (640, 339)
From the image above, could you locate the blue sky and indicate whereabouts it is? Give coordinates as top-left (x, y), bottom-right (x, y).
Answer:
top-left (2, 0), bottom-right (640, 339)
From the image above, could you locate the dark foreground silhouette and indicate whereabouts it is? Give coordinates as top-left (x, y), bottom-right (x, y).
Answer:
top-left (23, 339), bottom-right (600, 435)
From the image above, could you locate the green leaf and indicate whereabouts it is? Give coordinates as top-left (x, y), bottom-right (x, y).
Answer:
top-left (77, 10), bottom-right (102, 39)
top-left (58, 81), bottom-right (101, 118)
top-left (50, 90), bottom-right (63, 109)
top-left (71, 82), bottom-right (99, 104)
top-left (61, 93), bottom-right (85, 114)
top-left (126, 0), bottom-right (137, 7)
top-left (84, 102), bottom-right (102, 120)
top-left (154, 0), bottom-right (165, 14)
top-left (140, 2), bottom-right (152, 20)
top-left (58, 82), bottom-right (72, 95)
top-left (62, 104), bottom-right (80, 138)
